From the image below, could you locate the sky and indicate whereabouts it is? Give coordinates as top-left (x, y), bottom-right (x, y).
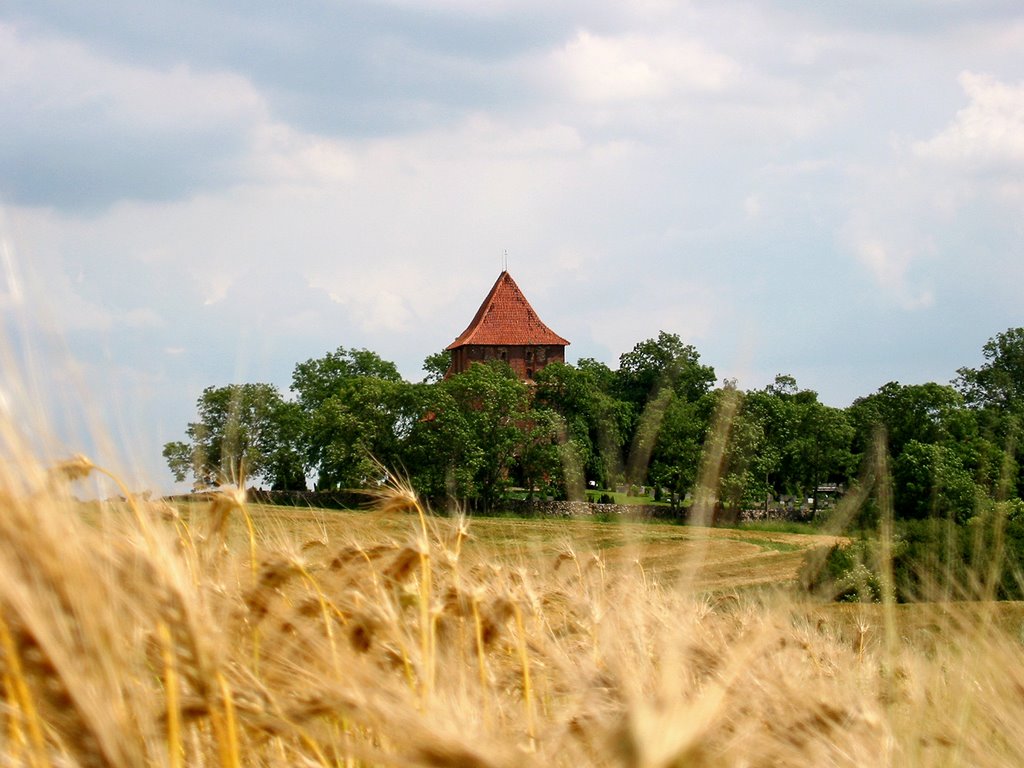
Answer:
top-left (1, 1), bottom-right (1023, 491)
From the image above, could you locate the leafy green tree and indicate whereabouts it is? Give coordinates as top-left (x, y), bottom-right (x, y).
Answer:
top-left (162, 383), bottom-right (306, 490)
top-left (717, 406), bottom-right (766, 517)
top-left (421, 350), bottom-right (452, 384)
top-left (302, 377), bottom-right (414, 490)
top-left (955, 328), bottom-right (1024, 498)
top-left (955, 328), bottom-right (1024, 412)
top-left (646, 394), bottom-right (707, 508)
top-left (733, 376), bottom-right (854, 514)
top-left (533, 361), bottom-right (629, 489)
top-left (405, 362), bottom-right (530, 510)
top-left (291, 348), bottom-right (412, 491)
top-left (893, 440), bottom-right (978, 523)
top-left (615, 331), bottom-right (716, 408)
top-left (516, 407), bottom-right (566, 501)
top-left (784, 398), bottom-right (855, 511)
top-left (292, 347), bottom-right (401, 410)
top-left (848, 382), bottom-right (966, 459)
top-left (613, 332), bottom-right (716, 489)
top-left (847, 381), bottom-right (1003, 518)
top-left (401, 383), bottom-right (478, 506)
top-left (742, 378), bottom-right (799, 502)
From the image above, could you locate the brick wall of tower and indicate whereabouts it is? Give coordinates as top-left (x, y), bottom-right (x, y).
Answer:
top-left (449, 344), bottom-right (566, 380)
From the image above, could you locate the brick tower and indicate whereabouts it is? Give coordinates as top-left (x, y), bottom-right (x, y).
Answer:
top-left (446, 271), bottom-right (569, 381)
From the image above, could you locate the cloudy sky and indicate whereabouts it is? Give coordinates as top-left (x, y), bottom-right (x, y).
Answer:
top-left (2, 1), bottom-right (1023, 490)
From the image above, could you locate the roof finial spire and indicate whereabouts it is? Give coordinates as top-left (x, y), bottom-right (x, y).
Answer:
top-left (502, 249), bottom-right (508, 272)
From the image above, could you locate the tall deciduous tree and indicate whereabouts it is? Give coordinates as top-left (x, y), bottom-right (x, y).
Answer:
top-left (291, 348), bottom-right (412, 490)
top-left (615, 331), bottom-right (716, 407)
top-left (533, 361), bottom-right (629, 489)
top-left (955, 328), bottom-right (1024, 412)
top-left (162, 383), bottom-right (306, 490)
top-left (405, 362), bottom-right (530, 511)
top-left (614, 332), bottom-right (716, 487)
top-left (955, 327), bottom-right (1024, 497)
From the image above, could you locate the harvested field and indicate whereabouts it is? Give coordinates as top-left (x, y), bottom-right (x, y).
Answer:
top-left (204, 503), bottom-right (844, 591)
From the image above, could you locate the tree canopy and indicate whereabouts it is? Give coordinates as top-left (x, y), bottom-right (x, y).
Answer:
top-left (163, 327), bottom-right (1024, 525)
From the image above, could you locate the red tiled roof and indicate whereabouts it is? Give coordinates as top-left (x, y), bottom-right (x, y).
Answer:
top-left (447, 271), bottom-right (570, 349)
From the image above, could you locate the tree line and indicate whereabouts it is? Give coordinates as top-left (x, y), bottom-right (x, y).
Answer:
top-left (163, 328), bottom-right (1024, 522)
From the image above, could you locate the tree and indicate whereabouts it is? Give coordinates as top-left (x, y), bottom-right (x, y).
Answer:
top-left (421, 350), bottom-right (452, 384)
top-left (613, 332), bottom-right (716, 488)
top-left (516, 407), bottom-right (566, 501)
top-left (893, 441), bottom-right (978, 523)
top-left (848, 382), bottom-right (966, 459)
top-left (404, 362), bottom-right (530, 511)
top-left (163, 383), bottom-right (306, 490)
top-left (533, 361), bottom-right (629, 489)
top-left (291, 348), bottom-right (411, 491)
top-left (955, 328), bottom-right (1024, 498)
top-left (847, 381), bottom-right (1002, 517)
top-left (292, 347), bottom-right (401, 411)
top-left (302, 377), bottom-right (414, 490)
top-left (615, 331), bottom-right (716, 407)
top-left (955, 328), bottom-right (1024, 412)
top-left (646, 394), bottom-right (708, 509)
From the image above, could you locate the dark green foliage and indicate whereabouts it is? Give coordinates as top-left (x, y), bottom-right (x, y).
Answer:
top-left (162, 383), bottom-right (306, 490)
top-left (404, 361), bottom-right (533, 511)
top-left (803, 512), bottom-right (1024, 602)
top-left (421, 349), bottom-right (451, 384)
top-left (615, 331), bottom-right (716, 407)
top-left (163, 325), bottom-right (1024, 558)
top-left (892, 441), bottom-right (978, 523)
top-left (291, 347), bottom-right (413, 491)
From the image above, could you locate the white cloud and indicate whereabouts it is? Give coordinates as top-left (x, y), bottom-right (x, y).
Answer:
top-left (0, 23), bottom-right (265, 134)
top-left (582, 277), bottom-right (722, 359)
top-left (914, 71), bottom-right (1024, 173)
top-left (308, 273), bottom-right (415, 333)
top-left (853, 239), bottom-right (934, 311)
top-left (0, 22), bottom-right (364, 208)
top-left (248, 123), bottom-right (355, 186)
top-left (553, 30), bottom-right (740, 104)
top-left (199, 273), bottom-right (235, 307)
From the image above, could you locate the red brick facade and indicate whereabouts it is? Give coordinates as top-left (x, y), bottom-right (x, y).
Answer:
top-left (446, 271), bottom-right (569, 381)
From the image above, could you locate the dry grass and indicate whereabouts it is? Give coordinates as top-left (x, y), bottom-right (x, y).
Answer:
top-left (0, 456), bottom-right (1023, 768)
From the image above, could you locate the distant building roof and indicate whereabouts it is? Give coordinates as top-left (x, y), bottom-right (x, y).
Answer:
top-left (446, 271), bottom-right (570, 350)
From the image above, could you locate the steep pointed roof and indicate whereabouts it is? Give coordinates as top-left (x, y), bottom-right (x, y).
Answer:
top-left (447, 271), bottom-right (570, 349)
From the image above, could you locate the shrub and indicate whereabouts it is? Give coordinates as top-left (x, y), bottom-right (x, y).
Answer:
top-left (803, 512), bottom-right (1024, 602)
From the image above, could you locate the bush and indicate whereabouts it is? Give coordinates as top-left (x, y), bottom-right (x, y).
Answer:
top-left (802, 512), bottom-right (1024, 602)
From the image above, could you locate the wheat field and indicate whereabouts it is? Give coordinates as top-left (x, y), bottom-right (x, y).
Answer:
top-left (1, 453), bottom-right (1023, 767)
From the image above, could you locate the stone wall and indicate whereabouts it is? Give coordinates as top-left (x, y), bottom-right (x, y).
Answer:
top-left (167, 490), bottom-right (811, 524)
top-left (502, 499), bottom-right (811, 523)
top-left (502, 499), bottom-right (677, 520)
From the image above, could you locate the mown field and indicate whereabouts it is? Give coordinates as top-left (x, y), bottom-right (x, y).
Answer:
top-left (184, 500), bottom-right (1024, 651)
top-left (206, 503), bottom-right (844, 591)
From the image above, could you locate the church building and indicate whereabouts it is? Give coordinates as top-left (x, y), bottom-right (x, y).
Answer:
top-left (446, 271), bottom-right (570, 381)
